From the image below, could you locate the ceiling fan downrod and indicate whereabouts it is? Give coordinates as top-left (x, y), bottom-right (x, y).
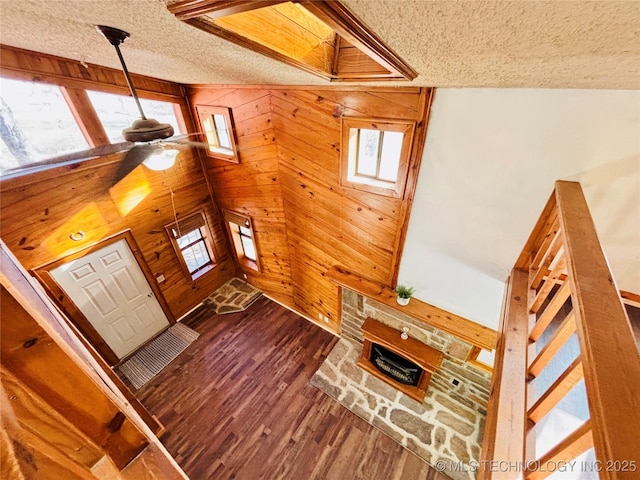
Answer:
top-left (96, 25), bottom-right (174, 143)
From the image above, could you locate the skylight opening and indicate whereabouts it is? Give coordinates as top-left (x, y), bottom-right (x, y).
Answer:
top-left (211, 2), bottom-right (336, 75)
top-left (168, 0), bottom-right (416, 82)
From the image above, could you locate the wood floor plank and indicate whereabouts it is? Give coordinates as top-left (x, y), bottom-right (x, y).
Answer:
top-left (135, 296), bottom-right (439, 479)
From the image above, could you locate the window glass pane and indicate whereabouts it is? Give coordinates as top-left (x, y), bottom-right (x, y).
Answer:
top-left (356, 129), bottom-right (380, 176)
top-left (86, 90), bottom-right (181, 143)
top-left (213, 114), bottom-right (231, 149)
top-left (240, 235), bottom-right (257, 261)
top-left (239, 225), bottom-right (251, 236)
top-left (176, 228), bottom-right (203, 248)
top-left (0, 77), bottom-right (89, 173)
top-left (181, 240), bottom-right (211, 273)
top-left (378, 131), bottom-right (403, 182)
top-left (203, 115), bottom-right (219, 148)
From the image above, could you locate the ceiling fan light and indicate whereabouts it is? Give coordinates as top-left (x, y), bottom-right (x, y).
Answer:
top-left (123, 118), bottom-right (174, 143)
top-left (143, 148), bottom-right (179, 171)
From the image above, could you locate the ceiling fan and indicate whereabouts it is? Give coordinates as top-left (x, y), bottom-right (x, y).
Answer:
top-left (96, 25), bottom-right (205, 183)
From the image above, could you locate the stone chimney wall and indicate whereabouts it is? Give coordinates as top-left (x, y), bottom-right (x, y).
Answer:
top-left (313, 288), bottom-right (494, 480)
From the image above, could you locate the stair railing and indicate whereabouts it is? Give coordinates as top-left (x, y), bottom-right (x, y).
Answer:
top-left (479, 181), bottom-right (640, 480)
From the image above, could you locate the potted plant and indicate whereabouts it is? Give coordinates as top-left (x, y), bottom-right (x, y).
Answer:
top-left (394, 285), bottom-right (414, 306)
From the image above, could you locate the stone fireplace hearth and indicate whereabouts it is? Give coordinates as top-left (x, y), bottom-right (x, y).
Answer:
top-left (309, 288), bottom-right (492, 480)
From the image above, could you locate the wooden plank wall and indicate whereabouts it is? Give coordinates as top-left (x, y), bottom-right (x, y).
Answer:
top-left (0, 150), bottom-right (234, 319)
top-left (189, 87), bottom-right (294, 307)
top-left (189, 86), bottom-right (431, 333)
top-left (0, 45), bottom-right (185, 101)
top-left (0, 45), bottom-right (234, 320)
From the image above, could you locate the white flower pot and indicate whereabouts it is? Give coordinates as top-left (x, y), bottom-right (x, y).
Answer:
top-left (396, 296), bottom-right (410, 306)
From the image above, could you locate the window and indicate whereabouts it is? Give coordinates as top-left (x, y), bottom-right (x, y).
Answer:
top-left (223, 210), bottom-right (260, 272)
top-left (195, 105), bottom-right (239, 163)
top-left (0, 77), bottom-right (90, 174)
top-left (165, 211), bottom-right (217, 280)
top-left (87, 90), bottom-right (183, 143)
top-left (341, 117), bottom-right (415, 198)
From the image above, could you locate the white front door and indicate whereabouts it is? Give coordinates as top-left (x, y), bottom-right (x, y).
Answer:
top-left (51, 239), bottom-right (170, 359)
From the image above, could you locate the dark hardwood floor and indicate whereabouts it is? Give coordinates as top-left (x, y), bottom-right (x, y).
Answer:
top-left (136, 296), bottom-right (446, 480)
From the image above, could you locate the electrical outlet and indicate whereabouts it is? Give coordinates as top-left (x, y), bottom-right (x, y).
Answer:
top-left (318, 313), bottom-right (323, 320)
top-left (156, 274), bottom-right (165, 283)
top-left (452, 378), bottom-right (460, 386)
top-left (323, 316), bottom-right (330, 323)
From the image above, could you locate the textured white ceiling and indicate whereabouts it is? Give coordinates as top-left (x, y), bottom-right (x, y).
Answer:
top-left (399, 88), bottom-right (640, 328)
top-left (0, 0), bottom-right (638, 88)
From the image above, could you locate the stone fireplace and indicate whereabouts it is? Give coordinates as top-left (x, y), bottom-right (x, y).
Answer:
top-left (310, 288), bottom-right (493, 480)
top-left (358, 317), bottom-right (443, 402)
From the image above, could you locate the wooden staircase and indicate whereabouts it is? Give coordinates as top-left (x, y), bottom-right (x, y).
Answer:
top-left (480, 181), bottom-right (640, 479)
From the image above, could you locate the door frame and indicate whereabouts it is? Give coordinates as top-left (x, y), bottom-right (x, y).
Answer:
top-left (33, 230), bottom-right (175, 366)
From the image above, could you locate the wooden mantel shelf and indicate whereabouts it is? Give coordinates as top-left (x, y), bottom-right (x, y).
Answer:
top-left (327, 265), bottom-right (498, 351)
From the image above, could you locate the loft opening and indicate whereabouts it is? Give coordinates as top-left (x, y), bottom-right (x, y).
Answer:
top-left (168, 0), bottom-right (417, 82)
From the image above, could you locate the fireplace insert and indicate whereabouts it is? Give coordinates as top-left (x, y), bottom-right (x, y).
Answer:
top-left (370, 343), bottom-right (422, 386)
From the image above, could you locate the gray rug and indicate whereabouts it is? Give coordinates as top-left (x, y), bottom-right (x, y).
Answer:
top-left (116, 322), bottom-right (199, 389)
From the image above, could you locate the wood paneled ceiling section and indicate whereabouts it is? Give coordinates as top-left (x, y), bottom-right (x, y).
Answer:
top-left (168, 0), bottom-right (417, 81)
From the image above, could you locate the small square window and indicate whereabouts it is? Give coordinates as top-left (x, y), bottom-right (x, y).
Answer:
top-left (195, 105), bottom-right (239, 163)
top-left (223, 209), bottom-right (260, 272)
top-left (166, 211), bottom-right (217, 280)
top-left (341, 117), bottom-right (415, 198)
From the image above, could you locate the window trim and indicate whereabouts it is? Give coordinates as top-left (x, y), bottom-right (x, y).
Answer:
top-left (0, 69), bottom-right (189, 177)
top-left (223, 209), bottom-right (261, 272)
top-left (340, 117), bottom-right (415, 198)
top-left (165, 210), bottom-right (217, 280)
top-left (195, 105), bottom-right (239, 163)
top-left (85, 89), bottom-right (186, 145)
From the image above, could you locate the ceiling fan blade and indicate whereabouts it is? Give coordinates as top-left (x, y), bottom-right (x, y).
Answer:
top-left (160, 134), bottom-right (209, 149)
top-left (113, 144), bottom-right (156, 185)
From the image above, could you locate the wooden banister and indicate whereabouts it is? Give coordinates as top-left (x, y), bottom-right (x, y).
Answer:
top-left (479, 269), bottom-right (528, 480)
top-left (555, 181), bottom-right (640, 476)
top-left (481, 181), bottom-right (640, 479)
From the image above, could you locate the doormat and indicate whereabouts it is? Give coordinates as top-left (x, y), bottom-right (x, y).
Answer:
top-left (202, 277), bottom-right (262, 314)
top-left (116, 322), bottom-right (199, 390)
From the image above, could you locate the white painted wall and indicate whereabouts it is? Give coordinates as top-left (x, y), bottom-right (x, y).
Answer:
top-left (399, 89), bottom-right (640, 337)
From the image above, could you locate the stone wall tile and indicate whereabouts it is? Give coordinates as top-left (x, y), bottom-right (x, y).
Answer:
top-left (390, 409), bottom-right (433, 445)
top-left (450, 435), bottom-right (471, 464)
top-left (364, 376), bottom-right (399, 402)
top-left (434, 426), bottom-right (447, 450)
top-left (372, 417), bottom-right (404, 444)
top-left (436, 411), bottom-right (475, 436)
top-left (406, 438), bottom-right (433, 465)
top-left (434, 394), bottom-right (478, 424)
top-left (399, 395), bottom-right (433, 414)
